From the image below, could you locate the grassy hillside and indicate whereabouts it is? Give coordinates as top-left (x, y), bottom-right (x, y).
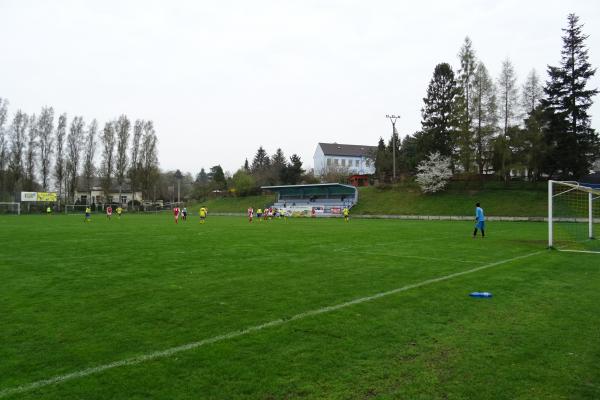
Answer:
top-left (186, 182), bottom-right (548, 217)
top-left (188, 194), bottom-right (275, 213)
top-left (353, 181), bottom-right (547, 217)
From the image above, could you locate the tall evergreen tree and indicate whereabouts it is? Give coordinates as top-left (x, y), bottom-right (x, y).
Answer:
top-left (251, 146), bottom-right (268, 172)
top-left (271, 148), bottom-right (287, 184)
top-left (419, 63), bottom-right (461, 161)
top-left (210, 165), bottom-right (226, 189)
top-left (285, 154), bottom-right (304, 185)
top-left (196, 168), bottom-right (209, 185)
top-left (543, 13), bottom-right (598, 178)
top-left (374, 137), bottom-right (390, 181)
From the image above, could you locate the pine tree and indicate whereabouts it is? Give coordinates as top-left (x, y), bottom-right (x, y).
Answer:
top-left (543, 13), bottom-right (598, 178)
top-left (286, 154), bottom-right (304, 185)
top-left (271, 148), bottom-right (287, 184)
top-left (251, 146), bottom-right (268, 172)
top-left (374, 137), bottom-right (390, 181)
top-left (419, 63), bottom-right (461, 162)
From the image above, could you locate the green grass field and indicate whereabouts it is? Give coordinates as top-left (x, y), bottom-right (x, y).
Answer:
top-left (1, 214), bottom-right (599, 399)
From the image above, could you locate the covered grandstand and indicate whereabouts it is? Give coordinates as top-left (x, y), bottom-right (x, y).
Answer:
top-left (261, 183), bottom-right (358, 216)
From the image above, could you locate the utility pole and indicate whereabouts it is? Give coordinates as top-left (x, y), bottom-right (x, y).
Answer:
top-left (386, 114), bottom-right (400, 181)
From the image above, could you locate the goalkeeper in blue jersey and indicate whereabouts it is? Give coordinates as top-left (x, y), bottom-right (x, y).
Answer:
top-left (473, 202), bottom-right (485, 238)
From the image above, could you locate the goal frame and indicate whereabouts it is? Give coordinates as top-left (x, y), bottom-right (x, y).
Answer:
top-left (0, 202), bottom-right (20, 215)
top-left (548, 180), bottom-right (599, 251)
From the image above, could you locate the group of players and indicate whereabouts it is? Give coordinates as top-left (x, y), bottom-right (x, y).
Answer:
top-left (247, 207), bottom-right (288, 222)
top-left (246, 206), bottom-right (350, 223)
top-left (172, 206), bottom-right (208, 224)
top-left (83, 205), bottom-right (123, 222)
top-left (81, 204), bottom-right (352, 224)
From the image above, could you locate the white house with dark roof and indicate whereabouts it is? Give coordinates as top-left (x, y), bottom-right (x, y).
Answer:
top-left (313, 142), bottom-right (377, 176)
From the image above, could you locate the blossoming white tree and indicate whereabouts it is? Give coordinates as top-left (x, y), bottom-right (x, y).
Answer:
top-left (415, 152), bottom-right (453, 193)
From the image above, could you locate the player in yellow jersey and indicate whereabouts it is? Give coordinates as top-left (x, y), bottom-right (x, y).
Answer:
top-left (256, 208), bottom-right (263, 222)
top-left (199, 207), bottom-right (207, 224)
top-left (85, 207), bottom-right (92, 222)
top-left (46, 206), bottom-right (52, 216)
top-left (343, 207), bottom-right (349, 223)
top-left (116, 206), bottom-right (123, 219)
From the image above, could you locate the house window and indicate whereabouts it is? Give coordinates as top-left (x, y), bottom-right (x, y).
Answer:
top-left (355, 160), bottom-right (360, 167)
top-left (80, 195), bottom-right (87, 204)
top-left (334, 159), bottom-right (339, 165)
top-left (341, 159), bottom-right (346, 166)
top-left (327, 158), bottom-right (332, 166)
top-left (366, 159), bottom-right (371, 167)
top-left (121, 195), bottom-right (127, 204)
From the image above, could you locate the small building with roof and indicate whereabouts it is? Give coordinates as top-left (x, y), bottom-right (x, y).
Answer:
top-left (313, 142), bottom-right (376, 177)
top-left (73, 177), bottom-right (142, 206)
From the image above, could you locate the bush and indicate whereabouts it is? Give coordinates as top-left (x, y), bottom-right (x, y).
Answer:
top-left (415, 152), bottom-right (453, 193)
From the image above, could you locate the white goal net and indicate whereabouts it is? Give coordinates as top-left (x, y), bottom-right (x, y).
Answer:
top-left (548, 180), bottom-right (600, 253)
top-left (0, 202), bottom-right (20, 215)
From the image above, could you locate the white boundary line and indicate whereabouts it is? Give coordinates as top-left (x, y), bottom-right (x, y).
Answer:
top-left (0, 251), bottom-right (542, 399)
top-left (558, 249), bottom-right (600, 254)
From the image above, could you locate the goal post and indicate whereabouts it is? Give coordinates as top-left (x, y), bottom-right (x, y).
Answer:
top-left (548, 180), bottom-right (599, 253)
top-left (0, 202), bottom-right (20, 215)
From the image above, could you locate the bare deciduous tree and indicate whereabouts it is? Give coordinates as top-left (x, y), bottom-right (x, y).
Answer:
top-left (82, 119), bottom-right (98, 203)
top-left (140, 121), bottom-right (159, 200)
top-left (37, 107), bottom-right (55, 191)
top-left (0, 98), bottom-right (9, 193)
top-left (9, 110), bottom-right (28, 192)
top-left (100, 121), bottom-right (116, 201)
top-left (54, 113), bottom-right (67, 206)
top-left (129, 119), bottom-right (144, 206)
top-left (497, 58), bottom-right (518, 180)
top-left (522, 69), bottom-right (543, 114)
top-left (25, 114), bottom-right (38, 190)
top-left (114, 115), bottom-right (130, 204)
top-left (471, 62), bottom-right (497, 176)
top-left (66, 116), bottom-right (85, 202)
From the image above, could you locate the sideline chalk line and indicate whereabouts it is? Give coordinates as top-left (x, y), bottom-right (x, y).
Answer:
top-left (0, 250), bottom-right (542, 399)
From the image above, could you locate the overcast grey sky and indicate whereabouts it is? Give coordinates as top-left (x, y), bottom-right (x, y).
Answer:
top-left (1, 0), bottom-right (599, 175)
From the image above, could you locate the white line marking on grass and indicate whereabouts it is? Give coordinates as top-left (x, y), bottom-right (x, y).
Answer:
top-left (557, 249), bottom-right (600, 254)
top-left (0, 250), bottom-right (542, 399)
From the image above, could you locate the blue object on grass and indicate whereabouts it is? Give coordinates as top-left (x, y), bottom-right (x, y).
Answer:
top-left (469, 292), bottom-right (493, 298)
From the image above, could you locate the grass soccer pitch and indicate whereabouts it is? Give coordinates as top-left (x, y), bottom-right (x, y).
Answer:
top-left (1, 215), bottom-right (599, 399)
